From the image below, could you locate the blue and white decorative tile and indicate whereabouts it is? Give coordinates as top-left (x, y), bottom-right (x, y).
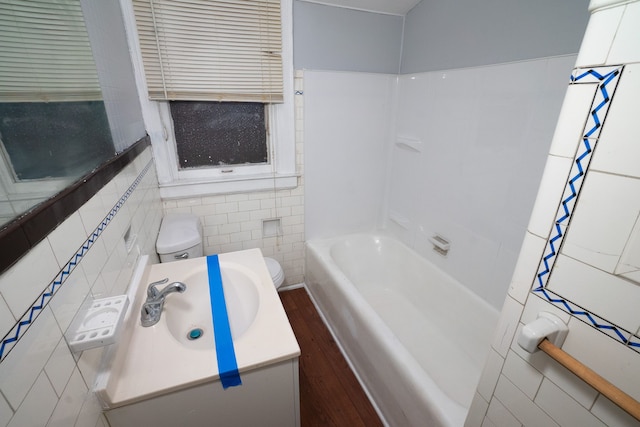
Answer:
top-left (0, 159), bottom-right (153, 363)
top-left (531, 65), bottom-right (637, 351)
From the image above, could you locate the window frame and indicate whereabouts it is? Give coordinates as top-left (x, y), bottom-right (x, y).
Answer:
top-left (120, 0), bottom-right (297, 199)
top-left (170, 101), bottom-right (270, 172)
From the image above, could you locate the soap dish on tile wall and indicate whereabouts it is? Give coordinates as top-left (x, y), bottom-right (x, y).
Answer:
top-left (67, 295), bottom-right (129, 352)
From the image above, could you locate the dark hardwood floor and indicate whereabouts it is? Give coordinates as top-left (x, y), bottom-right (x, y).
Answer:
top-left (279, 288), bottom-right (383, 427)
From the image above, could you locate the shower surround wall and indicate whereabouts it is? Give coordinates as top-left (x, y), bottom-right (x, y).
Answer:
top-left (298, 0), bottom-right (589, 310)
top-left (388, 56), bottom-right (575, 309)
top-left (304, 57), bottom-right (576, 309)
top-left (470, 2), bottom-right (640, 426)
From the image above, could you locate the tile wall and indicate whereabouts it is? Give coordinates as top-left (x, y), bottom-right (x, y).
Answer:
top-left (468, 2), bottom-right (640, 426)
top-left (162, 72), bottom-right (306, 287)
top-left (0, 146), bottom-right (162, 427)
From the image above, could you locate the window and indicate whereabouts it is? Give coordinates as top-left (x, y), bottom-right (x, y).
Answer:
top-left (0, 0), bottom-right (115, 204)
top-left (126, 0), bottom-right (296, 197)
top-left (0, 102), bottom-right (113, 181)
top-left (170, 101), bottom-right (268, 170)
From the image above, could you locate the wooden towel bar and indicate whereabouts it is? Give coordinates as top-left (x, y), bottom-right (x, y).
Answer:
top-left (538, 339), bottom-right (640, 421)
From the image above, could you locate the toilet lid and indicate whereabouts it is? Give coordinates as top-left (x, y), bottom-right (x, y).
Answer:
top-left (156, 213), bottom-right (202, 254)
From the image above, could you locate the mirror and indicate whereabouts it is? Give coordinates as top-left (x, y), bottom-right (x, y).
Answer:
top-left (0, 0), bottom-right (115, 228)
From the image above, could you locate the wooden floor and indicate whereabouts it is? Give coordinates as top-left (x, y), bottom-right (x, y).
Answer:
top-left (279, 288), bottom-right (383, 427)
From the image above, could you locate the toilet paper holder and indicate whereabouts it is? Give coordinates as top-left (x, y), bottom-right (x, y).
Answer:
top-left (517, 311), bottom-right (568, 353)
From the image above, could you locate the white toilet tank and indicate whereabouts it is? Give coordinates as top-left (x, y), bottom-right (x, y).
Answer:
top-left (156, 213), bottom-right (203, 263)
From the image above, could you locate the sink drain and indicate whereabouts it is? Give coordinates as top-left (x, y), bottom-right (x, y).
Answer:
top-left (187, 328), bottom-right (204, 340)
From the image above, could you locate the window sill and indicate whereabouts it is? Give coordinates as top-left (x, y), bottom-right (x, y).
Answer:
top-left (158, 173), bottom-right (299, 199)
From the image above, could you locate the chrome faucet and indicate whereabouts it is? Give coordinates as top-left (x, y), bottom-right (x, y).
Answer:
top-left (140, 278), bottom-right (187, 327)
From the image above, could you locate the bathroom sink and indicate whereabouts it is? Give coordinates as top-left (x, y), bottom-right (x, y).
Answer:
top-left (96, 248), bottom-right (300, 410)
top-left (163, 262), bottom-right (260, 349)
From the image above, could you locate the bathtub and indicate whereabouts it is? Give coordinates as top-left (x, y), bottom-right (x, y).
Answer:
top-left (305, 233), bottom-right (499, 427)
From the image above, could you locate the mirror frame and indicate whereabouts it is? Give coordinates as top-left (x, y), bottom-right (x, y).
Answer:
top-left (0, 135), bottom-right (150, 275)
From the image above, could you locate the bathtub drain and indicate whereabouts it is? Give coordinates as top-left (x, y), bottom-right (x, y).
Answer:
top-left (187, 328), bottom-right (204, 340)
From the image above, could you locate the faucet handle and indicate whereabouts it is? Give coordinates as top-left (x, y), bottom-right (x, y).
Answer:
top-left (147, 278), bottom-right (169, 298)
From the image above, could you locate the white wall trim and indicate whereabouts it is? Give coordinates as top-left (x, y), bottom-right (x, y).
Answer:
top-left (119, 0), bottom-right (296, 197)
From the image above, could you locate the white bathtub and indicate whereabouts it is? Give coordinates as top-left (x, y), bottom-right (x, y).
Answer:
top-left (305, 233), bottom-right (499, 427)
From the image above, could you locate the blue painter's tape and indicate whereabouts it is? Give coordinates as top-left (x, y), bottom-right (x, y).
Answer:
top-left (207, 255), bottom-right (242, 389)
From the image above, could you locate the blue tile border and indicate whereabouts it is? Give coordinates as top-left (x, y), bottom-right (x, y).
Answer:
top-left (0, 159), bottom-right (153, 363)
top-left (531, 65), bottom-right (640, 352)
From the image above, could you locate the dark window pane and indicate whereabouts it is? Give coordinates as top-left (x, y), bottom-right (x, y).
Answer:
top-left (170, 101), bottom-right (268, 169)
top-left (0, 101), bottom-right (115, 180)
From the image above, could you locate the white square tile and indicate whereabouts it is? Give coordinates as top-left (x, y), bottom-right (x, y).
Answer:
top-left (607, 2), bottom-right (640, 64)
top-left (464, 393), bottom-right (489, 427)
top-left (591, 394), bottom-right (640, 427)
top-left (547, 255), bottom-right (640, 334)
top-left (502, 350), bottom-right (543, 399)
top-left (0, 394), bottom-right (12, 427)
top-left (477, 349), bottom-right (505, 402)
top-left (0, 240), bottom-right (60, 319)
top-left (565, 317), bottom-right (640, 401)
top-left (79, 194), bottom-right (109, 239)
top-left (534, 378), bottom-right (607, 427)
top-left (77, 239), bottom-right (108, 289)
top-left (527, 155), bottom-right (573, 240)
top-left (481, 417), bottom-right (498, 427)
top-left (44, 338), bottom-right (76, 397)
top-left (486, 396), bottom-right (521, 427)
top-left (0, 295), bottom-right (15, 341)
top-left (549, 84), bottom-right (598, 159)
top-left (492, 296), bottom-right (524, 357)
top-left (74, 388), bottom-right (104, 427)
top-left (494, 375), bottom-right (559, 427)
top-left (591, 64), bottom-right (640, 178)
top-left (0, 308), bottom-right (61, 409)
top-left (47, 368), bottom-right (88, 427)
top-left (508, 232), bottom-right (547, 304)
top-left (616, 216), bottom-right (640, 281)
top-left (575, 5), bottom-right (625, 67)
top-left (99, 249), bottom-right (127, 296)
top-left (7, 372), bottom-right (58, 427)
top-left (562, 172), bottom-right (640, 274)
top-left (49, 266), bottom-right (91, 333)
top-left (47, 213), bottom-right (89, 267)
top-left (510, 323), bottom-right (599, 410)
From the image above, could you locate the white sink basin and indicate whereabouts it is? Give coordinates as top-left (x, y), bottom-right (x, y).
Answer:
top-left (163, 262), bottom-right (260, 349)
top-left (96, 248), bottom-right (300, 409)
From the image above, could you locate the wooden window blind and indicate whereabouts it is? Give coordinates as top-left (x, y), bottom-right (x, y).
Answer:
top-left (133, 0), bottom-right (284, 103)
top-left (0, 0), bottom-right (102, 102)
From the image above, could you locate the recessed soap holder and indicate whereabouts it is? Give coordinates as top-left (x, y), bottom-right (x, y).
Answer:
top-left (67, 295), bottom-right (129, 352)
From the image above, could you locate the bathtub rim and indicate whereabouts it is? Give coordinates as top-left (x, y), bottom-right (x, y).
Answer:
top-left (304, 232), bottom-right (499, 427)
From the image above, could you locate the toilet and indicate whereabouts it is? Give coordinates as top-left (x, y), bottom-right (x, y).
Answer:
top-left (156, 213), bottom-right (204, 263)
top-left (156, 213), bottom-right (286, 289)
top-left (264, 257), bottom-right (285, 290)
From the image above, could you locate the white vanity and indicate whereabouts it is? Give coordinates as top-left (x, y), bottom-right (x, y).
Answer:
top-left (95, 249), bottom-right (300, 427)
